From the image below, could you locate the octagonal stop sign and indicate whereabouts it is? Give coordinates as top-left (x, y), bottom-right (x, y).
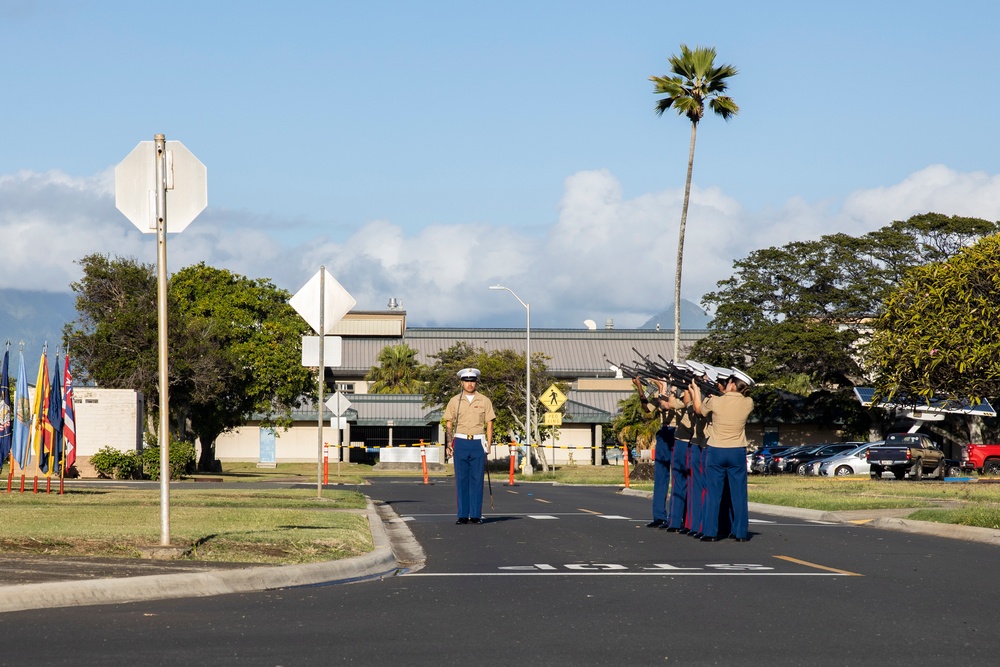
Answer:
top-left (115, 140), bottom-right (207, 233)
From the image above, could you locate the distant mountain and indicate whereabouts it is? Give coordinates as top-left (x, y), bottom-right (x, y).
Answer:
top-left (640, 300), bottom-right (712, 330)
top-left (0, 290), bottom-right (78, 356)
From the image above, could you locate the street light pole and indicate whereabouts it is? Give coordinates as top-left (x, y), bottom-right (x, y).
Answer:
top-left (489, 285), bottom-right (533, 476)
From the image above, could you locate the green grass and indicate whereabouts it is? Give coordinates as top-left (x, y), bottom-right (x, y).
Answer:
top-left (0, 487), bottom-right (372, 564)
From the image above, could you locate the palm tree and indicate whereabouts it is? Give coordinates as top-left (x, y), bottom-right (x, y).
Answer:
top-left (651, 44), bottom-right (738, 361)
top-left (365, 344), bottom-right (425, 394)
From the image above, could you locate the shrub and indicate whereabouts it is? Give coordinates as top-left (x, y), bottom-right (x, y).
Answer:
top-left (88, 447), bottom-right (142, 480)
top-left (88, 446), bottom-right (121, 479)
top-left (141, 439), bottom-right (196, 481)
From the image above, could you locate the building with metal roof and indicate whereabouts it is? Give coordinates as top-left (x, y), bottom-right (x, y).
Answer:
top-left (215, 311), bottom-right (711, 465)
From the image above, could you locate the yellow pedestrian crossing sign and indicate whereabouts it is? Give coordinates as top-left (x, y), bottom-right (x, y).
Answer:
top-left (540, 384), bottom-right (567, 412)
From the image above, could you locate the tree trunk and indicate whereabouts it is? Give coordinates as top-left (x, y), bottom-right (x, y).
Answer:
top-left (969, 416), bottom-right (984, 444)
top-left (195, 427), bottom-right (223, 472)
top-left (674, 120), bottom-right (699, 362)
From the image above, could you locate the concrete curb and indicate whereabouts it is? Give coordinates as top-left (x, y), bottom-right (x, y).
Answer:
top-left (0, 498), bottom-right (399, 614)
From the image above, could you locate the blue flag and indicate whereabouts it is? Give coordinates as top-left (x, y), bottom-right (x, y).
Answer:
top-left (12, 350), bottom-right (31, 470)
top-left (0, 348), bottom-right (12, 466)
top-left (47, 355), bottom-right (64, 476)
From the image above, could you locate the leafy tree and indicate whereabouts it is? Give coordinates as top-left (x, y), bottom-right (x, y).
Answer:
top-left (65, 255), bottom-right (161, 410)
top-left (170, 263), bottom-right (314, 470)
top-left (422, 342), bottom-right (563, 471)
top-left (365, 344), bottom-right (425, 394)
top-left (651, 44), bottom-right (738, 360)
top-left (610, 393), bottom-right (659, 451)
top-left (695, 214), bottom-right (1000, 389)
top-left (866, 233), bottom-right (1000, 404)
top-left (66, 255), bottom-right (313, 471)
top-left (691, 214), bottom-right (999, 438)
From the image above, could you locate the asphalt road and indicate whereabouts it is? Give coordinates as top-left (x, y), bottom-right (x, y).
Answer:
top-left (2, 478), bottom-right (999, 666)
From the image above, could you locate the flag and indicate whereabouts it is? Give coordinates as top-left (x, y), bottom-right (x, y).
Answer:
top-left (45, 354), bottom-right (63, 477)
top-left (0, 347), bottom-right (12, 466)
top-left (30, 351), bottom-right (50, 476)
top-left (62, 354), bottom-right (76, 469)
top-left (12, 350), bottom-right (31, 470)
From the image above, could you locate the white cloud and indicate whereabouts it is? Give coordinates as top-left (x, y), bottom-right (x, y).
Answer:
top-left (3, 164), bottom-right (1000, 328)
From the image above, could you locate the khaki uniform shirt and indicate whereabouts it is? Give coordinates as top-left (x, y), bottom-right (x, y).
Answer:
top-left (699, 392), bottom-right (753, 448)
top-left (673, 405), bottom-right (696, 441)
top-left (444, 392), bottom-right (497, 436)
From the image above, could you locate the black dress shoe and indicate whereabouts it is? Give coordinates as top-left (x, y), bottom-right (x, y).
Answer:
top-left (699, 535), bottom-right (721, 542)
top-left (646, 519), bottom-right (666, 528)
top-left (662, 526), bottom-right (679, 532)
top-left (732, 537), bottom-right (749, 542)
top-left (455, 518), bottom-right (469, 525)
top-left (689, 532), bottom-right (702, 539)
top-left (470, 518), bottom-right (483, 524)
top-left (677, 528), bottom-right (690, 535)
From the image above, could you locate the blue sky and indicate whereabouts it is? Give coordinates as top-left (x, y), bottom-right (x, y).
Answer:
top-left (3, 0), bottom-right (1000, 328)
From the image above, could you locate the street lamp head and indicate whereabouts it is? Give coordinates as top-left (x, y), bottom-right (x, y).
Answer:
top-left (489, 285), bottom-right (505, 291)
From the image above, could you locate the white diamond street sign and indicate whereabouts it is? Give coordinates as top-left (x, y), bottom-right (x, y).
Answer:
top-left (289, 268), bottom-right (356, 335)
top-left (115, 141), bottom-right (207, 233)
top-left (325, 392), bottom-right (353, 417)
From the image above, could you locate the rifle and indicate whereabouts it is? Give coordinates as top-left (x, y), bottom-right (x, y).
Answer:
top-left (627, 348), bottom-right (724, 397)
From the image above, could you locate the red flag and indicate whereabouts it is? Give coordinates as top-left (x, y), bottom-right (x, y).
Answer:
top-left (62, 355), bottom-right (76, 469)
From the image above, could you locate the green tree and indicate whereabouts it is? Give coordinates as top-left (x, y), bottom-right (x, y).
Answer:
top-left (695, 213), bottom-right (1000, 389)
top-left (170, 263), bottom-right (314, 470)
top-left (866, 233), bottom-right (1000, 404)
top-left (610, 393), bottom-right (659, 451)
top-left (365, 344), bottom-right (425, 394)
top-left (651, 44), bottom-right (738, 360)
top-left (66, 255), bottom-right (313, 471)
top-left (423, 342), bottom-right (562, 471)
top-left (65, 255), bottom-right (161, 409)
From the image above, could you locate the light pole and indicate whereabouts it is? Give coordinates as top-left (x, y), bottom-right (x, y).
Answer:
top-left (489, 284), bottom-right (533, 476)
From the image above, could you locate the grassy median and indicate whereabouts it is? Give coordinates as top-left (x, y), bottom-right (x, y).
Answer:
top-left (0, 487), bottom-right (371, 564)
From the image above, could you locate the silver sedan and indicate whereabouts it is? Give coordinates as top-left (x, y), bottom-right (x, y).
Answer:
top-left (817, 442), bottom-right (882, 477)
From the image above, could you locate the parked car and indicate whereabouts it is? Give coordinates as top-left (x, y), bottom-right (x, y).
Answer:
top-left (817, 442), bottom-right (880, 477)
top-left (868, 432), bottom-right (945, 480)
top-left (771, 444), bottom-right (827, 474)
top-left (789, 443), bottom-right (863, 475)
top-left (751, 445), bottom-right (795, 474)
top-left (819, 440), bottom-right (883, 477)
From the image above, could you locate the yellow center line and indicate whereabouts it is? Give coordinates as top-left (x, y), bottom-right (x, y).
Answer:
top-left (773, 555), bottom-right (863, 576)
top-left (577, 508), bottom-right (602, 515)
top-left (534, 498), bottom-right (552, 504)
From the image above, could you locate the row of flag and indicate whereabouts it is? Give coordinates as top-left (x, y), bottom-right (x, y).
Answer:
top-left (0, 346), bottom-right (76, 478)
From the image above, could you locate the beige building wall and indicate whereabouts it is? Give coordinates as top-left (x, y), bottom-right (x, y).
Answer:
top-left (74, 388), bottom-right (143, 456)
top-left (215, 422), bottom-right (343, 463)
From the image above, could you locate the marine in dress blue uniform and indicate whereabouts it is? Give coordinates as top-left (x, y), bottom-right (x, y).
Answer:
top-left (662, 383), bottom-right (695, 532)
top-left (691, 368), bottom-right (755, 542)
top-left (633, 377), bottom-right (673, 527)
top-left (444, 368), bottom-right (496, 525)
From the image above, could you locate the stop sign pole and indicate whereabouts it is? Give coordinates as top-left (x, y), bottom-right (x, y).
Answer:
top-left (153, 135), bottom-right (171, 547)
top-left (116, 134), bottom-right (207, 548)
